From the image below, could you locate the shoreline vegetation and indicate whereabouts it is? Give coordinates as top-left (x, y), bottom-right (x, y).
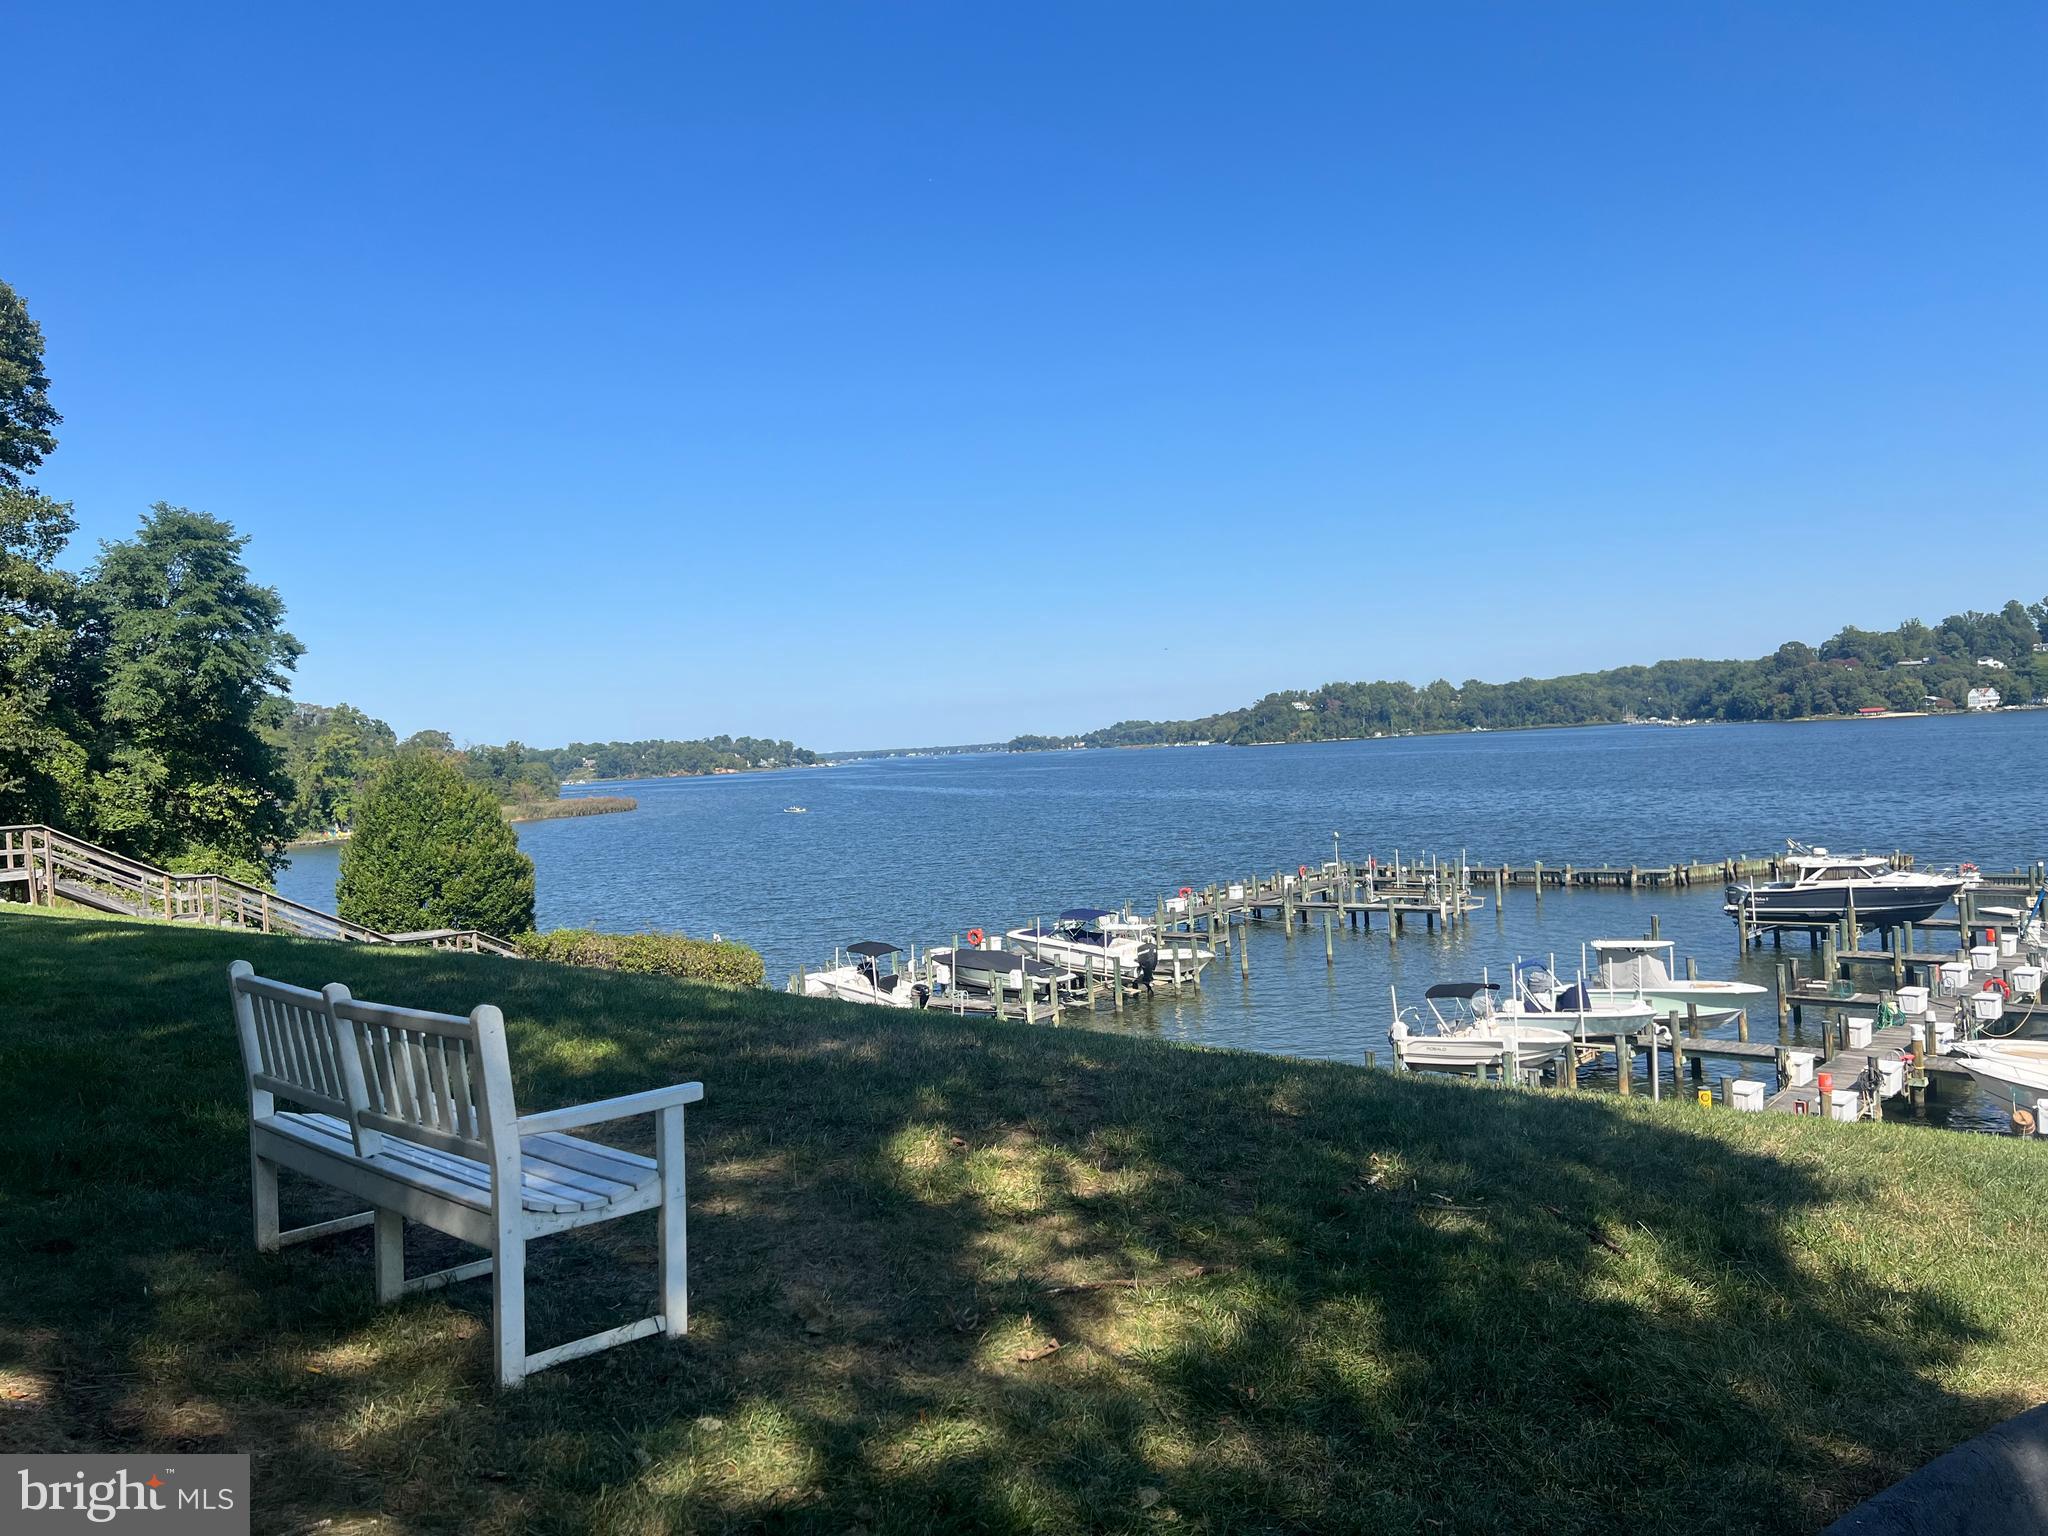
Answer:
top-left (286, 793), bottom-right (638, 848)
top-left (6, 904), bottom-right (2046, 1533)
top-left (822, 597), bottom-right (2047, 762)
top-left (997, 597), bottom-right (2048, 754)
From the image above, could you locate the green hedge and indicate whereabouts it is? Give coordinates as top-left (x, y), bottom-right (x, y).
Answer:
top-left (515, 928), bottom-right (765, 988)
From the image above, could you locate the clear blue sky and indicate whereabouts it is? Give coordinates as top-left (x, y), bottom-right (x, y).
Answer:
top-left (9, 3), bottom-right (2044, 751)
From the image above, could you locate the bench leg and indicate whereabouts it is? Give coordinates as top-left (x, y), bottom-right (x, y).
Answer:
top-left (252, 1150), bottom-right (280, 1253)
top-left (493, 1225), bottom-right (526, 1389)
top-left (657, 1105), bottom-right (688, 1338)
top-left (375, 1209), bottom-right (404, 1303)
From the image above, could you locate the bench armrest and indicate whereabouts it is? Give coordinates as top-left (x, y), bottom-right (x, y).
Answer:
top-left (517, 1082), bottom-right (704, 1136)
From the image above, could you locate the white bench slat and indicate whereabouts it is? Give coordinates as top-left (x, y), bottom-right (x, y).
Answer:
top-left (266, 1113), bottom-right (648, 1214)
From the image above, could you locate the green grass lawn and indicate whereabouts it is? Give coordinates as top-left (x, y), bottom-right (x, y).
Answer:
top-left (3, 904), bottom-right (2045, 1534)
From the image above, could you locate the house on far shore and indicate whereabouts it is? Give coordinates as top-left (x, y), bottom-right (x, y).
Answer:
top-left (1856, 705), bottom-right (1889, 716)
top-left (1967, 686), bottom-right (2002, 710)
top-left (1978, 657), bottom-right (2008, 670)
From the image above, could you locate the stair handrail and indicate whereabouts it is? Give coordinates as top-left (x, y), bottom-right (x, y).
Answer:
top-left (2, 823), bottom-right (514, 953)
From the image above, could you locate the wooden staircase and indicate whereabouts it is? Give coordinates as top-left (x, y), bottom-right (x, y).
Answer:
top-left (0, 824), bottom-right (522, 958)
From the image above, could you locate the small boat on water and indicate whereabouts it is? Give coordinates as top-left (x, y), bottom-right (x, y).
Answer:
top-left (1006, 908), bottom-right (1158, 986)
top-left (1390, 981), bottom-right (1573, 1072)
top-left (800, 941), bottom-right (928, 1008)
top-left (1579, 939), bottom-right (1768, 1025)
top-left (783, 806), bottom-right (810, 815)
top-left (1725, 842), bottom-right (1963, 931)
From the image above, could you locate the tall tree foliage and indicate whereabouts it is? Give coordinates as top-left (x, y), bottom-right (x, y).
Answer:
top-left (0, 280), bottom-right (60, 487)
top-left (0, 280), bottom-right (88, 825)
top-left (338, 751), bottom-right (537, 936)
top-left (0, 487), bottom-right (87, 823)
top-left (80, 504), bottom-right (303, 868)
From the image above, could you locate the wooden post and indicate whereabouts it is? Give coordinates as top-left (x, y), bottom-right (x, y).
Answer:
top-left (1651, 914), bottom-right (1662, 940)
top-left (1667, 1013), bottom-right (1684, 1091)
top-left (1324, 910), bottom-right (1334, 965)
top-left (1618, 1032), bottom-right (1634, 1096)
top-left (1239, 925), bottom-right (1250, 978)
top-left (1737, 1007), bottom-right (1749, 1044)
top-left (1112, 955), bottom-right (1123, 1013)
top-left (1562, 1040), bottom-right (1579, 1091)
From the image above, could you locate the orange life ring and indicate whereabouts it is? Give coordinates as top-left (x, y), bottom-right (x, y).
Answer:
top-left (965, 927), bottom-right (984, 948)
top-left (1178, 886), bottom-right (1192, 898)
top-left (1984, 976), bottom-right (2011, 997)
top-left (1960, 862), bottom-right (1979, 873)
top-left (1298, 864), bottom-right (1308, 877)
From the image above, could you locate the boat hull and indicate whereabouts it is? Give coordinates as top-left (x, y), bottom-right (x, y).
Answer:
top-left (1585, 982), bottom-right (1767, 1025)
top-left (1399, 1031), bottom-right (1572, 1070)
top-left (1724, 880), bottom-right (1961, 929)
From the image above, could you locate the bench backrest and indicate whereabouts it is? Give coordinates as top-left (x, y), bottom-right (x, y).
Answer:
top-left (228, 961), bottom-right (518, 1163)
top-left (228, 964), bottom-right (356, 1121)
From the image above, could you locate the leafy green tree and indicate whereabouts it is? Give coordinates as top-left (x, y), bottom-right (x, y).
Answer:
top-left (338, 750), bottom-right (536, 936)
top-left (0, 281), bottom-right (60, 487)
top-left (0, 486), bottom-right (89, 823)
top-left (80, 504), bottom-right (302, 868)
top-left (400, 728), bottom-right (455, 754)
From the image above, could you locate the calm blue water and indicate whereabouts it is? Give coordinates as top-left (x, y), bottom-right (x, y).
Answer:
top-left (281, 713), bottom-right (2047, 1130)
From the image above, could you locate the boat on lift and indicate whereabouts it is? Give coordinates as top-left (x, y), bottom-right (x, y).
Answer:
top-left (1578, 939), bottom-right (1768, 1025)
top-left (800, 941), bottom-right (928, 1008)
top-left (1389, 981), bottom-right (1573, 1072)
top-left (927, 945), bottom-right (1068, 1012)
top-left (1499, 960), bottom-right (1662, 1034)
top-left (1724, 842), bottom-right (1964, 931)
top-left (1006, 908), bottom-right (1159, 986)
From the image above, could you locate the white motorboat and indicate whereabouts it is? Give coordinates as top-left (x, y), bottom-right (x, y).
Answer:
top-left (1389, 981), bottom-right (1572, 1072)
top-left (1725, 842), bottom-right (1963, 931)
top-left (800, 941), bottom-right (928, 1008)
top-left (1006, 908), bottom-right (1158, 986)
top-left (1948, 1040), bottom-right (2048, 1101)
top-left (1580, 939), bottom-right (1768, 1026)
top-left (1500, 961), bottom-right (1662, 1035)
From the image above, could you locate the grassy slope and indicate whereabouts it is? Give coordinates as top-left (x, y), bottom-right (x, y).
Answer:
top-left (1, 906), bottom-right (2044, 1535)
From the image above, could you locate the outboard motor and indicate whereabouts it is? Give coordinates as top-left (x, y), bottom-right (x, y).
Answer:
top-left (1136, 944), bottom-right (1159, 985)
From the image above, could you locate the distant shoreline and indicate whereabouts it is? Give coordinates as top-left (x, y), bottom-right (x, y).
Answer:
top-left (286, 794), bottom-right (637, 849)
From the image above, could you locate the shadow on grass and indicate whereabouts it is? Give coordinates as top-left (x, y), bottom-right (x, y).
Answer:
top-left (0, 909), bottom-right (2040, 1534)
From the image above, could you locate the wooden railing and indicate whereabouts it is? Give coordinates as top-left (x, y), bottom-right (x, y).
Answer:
top-left (0, 825), bottom-right (523, 959)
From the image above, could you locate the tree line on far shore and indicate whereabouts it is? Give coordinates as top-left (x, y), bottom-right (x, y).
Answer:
top-left (1009, 603), bottom-right (2048, 751)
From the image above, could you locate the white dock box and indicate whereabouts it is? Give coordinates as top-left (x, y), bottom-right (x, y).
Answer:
top-left (1227, 883), bottom-right (1245, 901)
top-left (1970, 944), bottom-right (1999, 972)
top-left (2000, 932), bottom-right (2019, 957)
top-left (2010, 965), bottom-right (2043, 1000)
top-left (1972, 991), bottom-right (2005, 1023)
top-left (1879, 1056), bottom-right (1906, 1098)
top-left (1730, 1079), bottom-right (1766, 1112)
top-left (1938, 962), bottom-right (1971, 993)
top-left (1895, 985), bottom-right (1929, 1016)
top-left (1785, 1050), bottom-right (1816, 1086)
top-left (1845, 1016), bottom-right (1874, 1049)
top-left (1828, 1089), bottom-right (1861, 1122)
top-left (1935, 1018), bottom-right (1958, 1053)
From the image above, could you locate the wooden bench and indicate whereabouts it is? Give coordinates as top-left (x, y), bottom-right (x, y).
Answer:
top-left (227, 961), bottom-right (703, 1388)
